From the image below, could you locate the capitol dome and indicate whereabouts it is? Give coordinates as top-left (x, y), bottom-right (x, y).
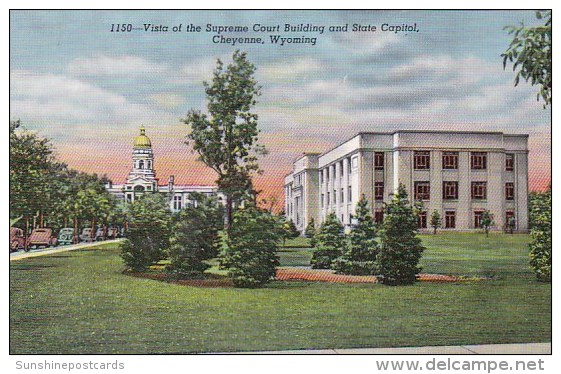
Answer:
top-left (134, 125), bottom-right (152, 148)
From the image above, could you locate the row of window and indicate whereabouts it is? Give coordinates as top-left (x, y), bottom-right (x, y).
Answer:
top-left (320, 156), bottom-right (356, 184)
top-left (417, 210), bottom-right (515, 229)
top-left (413, 181), bottom-right (515, 201)
top-left (413, 151), bottom-right (515, 171)
top-left (134, 159), bottom-right (153, 169)
top-left (322, 209), bottom-right (515, 230)
top-left (318, 152), bottom-right (515, 186)
top-left (321, 186), bottom-right (353, 208)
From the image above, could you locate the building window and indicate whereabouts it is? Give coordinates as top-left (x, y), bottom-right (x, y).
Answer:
top-left (374, 182), bottom-right (384, 201)
top-left (414, 151), bottom-right (430, 170)
top-left (471, 152), bottom-right (487, 170)
top-left (333, 189), bottom-right (337, 205)
top-left (147, 160), bottom-right (152, 169)
top-left (320, 172), bottom-right (323, 185)
top-left (321, 194), bottom-right (324, 208)
top-left (443, 181), bottom-right (459, 200)
top-left (418, 211), bottom-right (428, 229)
top-left (442, 151), bottom-right (459, 170)
top-left (374, 152), bottom-right (384, 170)
top-left (138, 160), bottom-right (144, 169)
top-left (474, 210), bottom-right (485, 228)
top-left (374, 210), bottom-right (384, 224)
top-left (173, 195), bottom-right (182, 210)
top-left (505, 182), bottom-right (515, 200)
top-left (445, 211), bottom-right (456, 228)
top-left (506, 154), bottom-right (514, 171)
top-left (340, 188), bottom-right (344, 204)
top-left (327, 192), bottom-right (330, 206)
top-left (414, 181), bottom-right (430, 200)
top-left (326, 168), bottom-right (330, 182)
top-left (471, 182), bottom-right (487, 200)
top-left (348, 186), bottom-right (352, 203)
top-left (340, 161), bottom-right (344, 176)
top-left (347, 157), bottom-right (352, 174)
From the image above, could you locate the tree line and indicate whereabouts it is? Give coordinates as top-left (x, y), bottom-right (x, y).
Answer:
top-left (10, 120), bottom-right (127, 249)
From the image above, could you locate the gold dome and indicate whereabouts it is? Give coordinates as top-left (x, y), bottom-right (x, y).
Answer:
top-left (134, 125), bottom-right (152, 148)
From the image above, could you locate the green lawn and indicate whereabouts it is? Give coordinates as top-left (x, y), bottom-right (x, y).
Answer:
top-left (10, 234), bottom-right (550, 354)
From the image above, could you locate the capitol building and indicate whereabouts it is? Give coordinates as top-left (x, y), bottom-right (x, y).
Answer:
top-left (105, 126), bottom-right (220, 211)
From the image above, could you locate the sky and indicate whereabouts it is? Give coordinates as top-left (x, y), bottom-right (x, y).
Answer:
top-left (9, 10), bottom-right (551, 205)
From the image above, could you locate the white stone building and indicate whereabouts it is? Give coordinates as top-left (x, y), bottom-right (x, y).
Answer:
top-left (105, 126), bottom-right (221, 211)
top-left (285, 131), bottom-right (529, 232)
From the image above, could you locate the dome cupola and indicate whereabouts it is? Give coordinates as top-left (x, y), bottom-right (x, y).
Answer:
top-left (134, 125), bottom-right (152, 148)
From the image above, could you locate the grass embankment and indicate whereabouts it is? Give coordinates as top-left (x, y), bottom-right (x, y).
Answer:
top-left (10, 233), bottom-right (550, 354)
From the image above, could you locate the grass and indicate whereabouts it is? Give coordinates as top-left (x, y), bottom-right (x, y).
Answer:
top-left (10, 233), bottom-right (550, 354)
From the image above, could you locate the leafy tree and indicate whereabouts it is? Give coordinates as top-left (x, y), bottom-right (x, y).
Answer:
top-left (311, 212), bottom-right (345, 269)
top-left (167, 193), bottom-right (224, 278)
top-left (10, 120), bottom-right (57, 247)
top-left (480, 210), bottom-right (494, 237)
top-left (506, 214), bottom-right (516, 234)
top-left (220, 206), bottom-right (281, 288)
top-left (430, 210), bottom-right (442, 235)
top-left (333, 195), bottom-right (378, 275)
top-left (528, 189), bottom-right (551, 282)
top-left (184, 50), bottom-right (264, 228)
top-left (284, 219), bottom-right (300, 240)
top-left (502, 11), bottom-right (551, 107)
top-left (120, 194), bottom-right (172, 272)
top-left (376, 184), bottom-right (425, 285)
top-left (304, 218), bottom-right (316, 245)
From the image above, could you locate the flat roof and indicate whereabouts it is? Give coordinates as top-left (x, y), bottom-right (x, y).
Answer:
top-left (318, 130), bottom-right (529, 158)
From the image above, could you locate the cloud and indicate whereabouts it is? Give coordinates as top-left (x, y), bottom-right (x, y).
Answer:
top-left (259, 57), bottom-right (328, 82)
top-left (67, 55), bottom-right (169, 77)
top-left (10, 70), bottom-right (167, 127)
top-left (149, 93), bottom-right (184, 109)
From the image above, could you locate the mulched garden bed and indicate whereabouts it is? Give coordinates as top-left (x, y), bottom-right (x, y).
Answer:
top-left (126, 267), bottom-right (466, 288)
top-left (276, 267), bottom-right (466, 283)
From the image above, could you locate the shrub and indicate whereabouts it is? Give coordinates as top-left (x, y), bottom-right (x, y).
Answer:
top-left (311, 212), bottom-right (345, 269)
top-left (120, 194), bottom-right (171, 272)
top-left (529, 190), bottom-right (551, 282)
top-left (167, 193), bottom-right (224, 278)
top-left (333, 195), bottom-right (378, 275)
top-left (304, 218), bottom-right (316, 243)
top-left (220, 206), bottom-right (281, 288)
top-left (376, 184), bottom-right (425, 285)
top-left (430, 210), bottom-right (441, 235)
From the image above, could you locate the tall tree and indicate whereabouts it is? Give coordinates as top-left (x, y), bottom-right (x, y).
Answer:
top-left (310, 212), bottom-right (345, 269)
top-left (376, 184), bottom-right (425, 285)
top-left (120, 194), bottom-right (172, 272)
top-left (184, 50), bottom-right (264, 228)
top-left (528, 189), bottom-right (551, 282)
top-left (220, 206), bottom-right (281, 288)
top-left (167, 193), bottom-right (224, 278)
top-left (10, 120), bottom-right (57, 247)
top-left (333, 195), bottom-right (378, 275)
top-left (502, 10), bottom-right (551, 107)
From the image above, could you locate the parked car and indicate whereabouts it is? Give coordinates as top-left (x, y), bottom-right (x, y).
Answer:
top-left (106, 227), bottom-right (118, 240)
top-left (10, 227), bottom-right (26, 252)
top-left (58, 228), bottom-right (78, 246)
top-left (79, 228), bottom-right (94, 242)
top-left (95, 227), bottom-right (106, 241)
top-left (27, 228), bottom-right (57, 249)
